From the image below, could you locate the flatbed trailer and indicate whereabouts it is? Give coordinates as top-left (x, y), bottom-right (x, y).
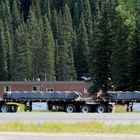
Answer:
top-left (0, 90), bottom-right (140, 113)
top-left (0, 91), bottom-right (114, 113)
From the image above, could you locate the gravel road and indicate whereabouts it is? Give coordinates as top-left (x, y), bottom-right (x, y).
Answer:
top-left (0, 133), bottom-right (140, 140)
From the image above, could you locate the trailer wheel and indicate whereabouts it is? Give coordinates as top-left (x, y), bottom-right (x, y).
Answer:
top-left (81, 105), bottom-right (91, 113)
top-left (96, 104), bottom-right (107, 113)
top-left (65, 104), bottom-right (76, 113)
top-left (0, 104), bottom-right (10, 113)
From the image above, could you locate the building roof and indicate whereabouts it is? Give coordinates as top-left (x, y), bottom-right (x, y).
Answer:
top-left (0, 81), bottom-right (87, 85)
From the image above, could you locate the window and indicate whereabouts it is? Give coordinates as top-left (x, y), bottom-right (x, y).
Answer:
top-left (4, 86), bottom-right (11, 92)
top-left (32, 86), bottom-right (40, 91)
top-left (46, 88), bottom-right (54, 92)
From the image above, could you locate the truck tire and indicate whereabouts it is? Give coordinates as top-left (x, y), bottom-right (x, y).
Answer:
top-left (81, 105), bottom-right (91, 113)
top-left (65, 104), bottom-right (76, 113)
top-left (96, 104), bottom-right (107, 113)
top-left (0, 104), bottom-right (10, 113)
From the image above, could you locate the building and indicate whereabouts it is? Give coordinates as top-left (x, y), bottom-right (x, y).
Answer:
top-left (0, 81), bottom-right (89, 99)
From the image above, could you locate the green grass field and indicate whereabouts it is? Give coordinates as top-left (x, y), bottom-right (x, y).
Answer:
top-left (0, 121), bottom-right (140, 134)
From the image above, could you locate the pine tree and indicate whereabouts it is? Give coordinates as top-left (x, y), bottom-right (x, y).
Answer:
top-left (32, 0), bottom-right (42, 20)
top-left (56, 6), bottom-right (76, 81)
top-left (27, 5), bottom-right (43, 80)
top-left (129, 0), bottom-right (140, 89)
top-left (41, 0), bottom-right (51, 20)
top-left (2, 0), bottom-right (13, 32)
top-left (63, 4), bottom-right (77, 80)
top-left (12, 24), bottom-right (32, 80)
top-left (75, 14), bottom-right (89, 80)
top-left (0, 19), bottom-right (8, 80)
top-left (0, 0), bottom-right (139, 85)
top-left (112, 20), bottom-right (130, 90)
top-left (83, 0), bottom-right (93, 41)
top-left (12, 0), bottom-right (21, 32)
top-left (0, 1), bottom-right (5, 20)
top-left (56, 11), bottom-right (68, 81)
top-left (112, 0), bottom-right (135, 90)
top-left (91, 0), bottom-right (115, 92)
top-left (0, 0), bottom-right (13, 80)
top-left (56, 10), bottom-right (68, 80)
top-left (4, 23), bottom-right (13, 80)
top-left (83, 0), bottom-right (93, 75)
top-left (73, 2), bottom-right (79, 30)
top-left (42, 15), bottom-right (55, 81)
top-left (51, 9), bottom-right (59, 40)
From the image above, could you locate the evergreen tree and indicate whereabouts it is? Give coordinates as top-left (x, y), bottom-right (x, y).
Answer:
top-left (56, 10), bottom-right (68, 80)
top-left (0, 0), bottom-right (139, 86)
top-left (56, 11), bottom-right (69, 81)
top-left (112, 0), bottom-right (135, 90)
top-left (32, 0), bottom-right (42, 20)
top-left (41, 0), bottom-right (51, 20)
top-left (13, 24), bottom-right (32, 80)
top-left (129, 0), bottom-right (140, 89)
top-left (12, 0), bottom-right (21, 32)
top-left (42, 15), bottom-right (55, 81)
top-left (83, 0), bottom-right (93, 40)
top-left (0, 19), bottom-right (8, 80)
top-left (73, 2), bottom-right (79, 30)
top-left (56, 6), bottom-right (76, 81)
top-left (91, 0), bottom-right (115, 92)
top-left (2, 0), bottom-right (13, 32)
top-left (75, 14), bottom-right (89, 80)
top-left (4, 23), bottom-right (13, 80)
top-left (112, 20), bottom-right (130, 90)
top-left (2, 0), bottom-right (13, 80)
top-left (51, 9), bottom-right (59, 40)
top-left (27, 5), bottom-right (43, 80)
top-left (0, 1), bottom-right (6, 20)
top-left (63, 4), bottom-right (77, 80)
top-left (83, 0), bottom-right (93, 74)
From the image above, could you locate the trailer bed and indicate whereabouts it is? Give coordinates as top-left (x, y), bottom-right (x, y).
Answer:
top-left (105, 91), bottom-right (140, 102)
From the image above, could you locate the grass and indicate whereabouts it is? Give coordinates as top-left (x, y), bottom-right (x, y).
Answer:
top-left (115, 105), bottom-right (126, 113)
top-left (0, 121), bottom-right (140, 134)
top-left (115, 105), bottom-right (140, 113)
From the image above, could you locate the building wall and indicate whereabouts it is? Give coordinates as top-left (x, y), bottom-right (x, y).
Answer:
top-left (0, 81), bottom-right (89, 99)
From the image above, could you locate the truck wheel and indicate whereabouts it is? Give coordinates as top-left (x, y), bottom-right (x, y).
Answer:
top-left (81, 105), bottom-right (91, 113)
top-left (96, 104), bottom-right (107, 113)
top-left (65, 104), bottom-right (76, 113)
top-left (0, 104), bottom-right (10, 113)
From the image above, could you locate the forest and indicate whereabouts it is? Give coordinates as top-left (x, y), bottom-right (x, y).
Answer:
top-left (0, 0), bottom-right (140, 92)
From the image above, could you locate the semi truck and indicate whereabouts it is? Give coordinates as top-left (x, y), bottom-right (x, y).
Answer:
top-left (0, 90), bottom-right (140, 113)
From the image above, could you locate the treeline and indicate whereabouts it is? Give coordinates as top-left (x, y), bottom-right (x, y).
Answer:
top-left (0, 0), bottom-right (140, 92)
